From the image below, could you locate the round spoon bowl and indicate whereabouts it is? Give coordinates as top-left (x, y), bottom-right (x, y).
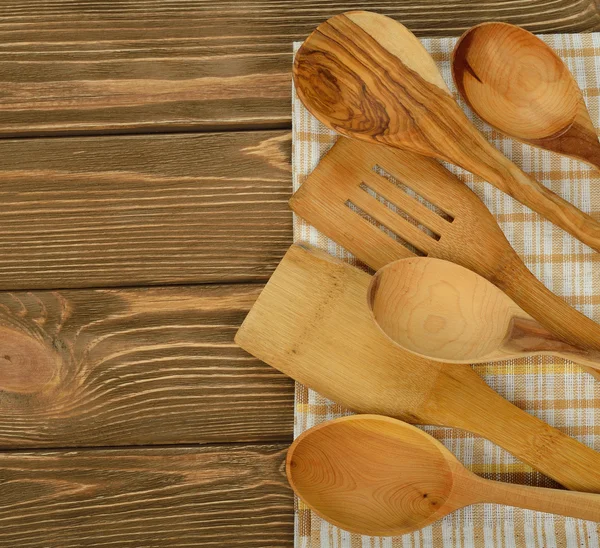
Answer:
top-left (368, 258), bottom-right (525, 363)
top-left (286, 415), bottom-right (456, 536)
top-left (453, 22), bottom-right (581, 142)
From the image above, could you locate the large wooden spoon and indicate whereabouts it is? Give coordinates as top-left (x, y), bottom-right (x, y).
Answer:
top-left (287, 415), bottom-right (600, 536)
top-left (368, 257), bottom-right (600, 367)
top-left (293, 11), bottom-right (600, 251)
top-left (453, 22), bottom-right (600, 169)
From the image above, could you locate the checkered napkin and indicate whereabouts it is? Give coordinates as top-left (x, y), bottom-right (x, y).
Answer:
top-left (292, 34), bottom-right (600, 548)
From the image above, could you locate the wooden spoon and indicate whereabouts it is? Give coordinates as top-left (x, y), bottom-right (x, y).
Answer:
top-left (368, 257), bottom-right (600, 367)
top-left (293, 11), bottom-right (600, 252)
top-left (453, 22), bottom-right (600, 169)
top-left (287, 415), bottom-right (600, 536)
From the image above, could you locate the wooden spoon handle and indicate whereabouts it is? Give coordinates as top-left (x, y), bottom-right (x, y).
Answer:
top-left (480, 479), bottom-right (600, 521)
top-left (569, 131), bottom-right (600, 172)
top-left (429, 366), bottom-right (600, 492)
top-left (482, 149), bottom-right (600, 252)
top-left (529, 102), bottom-right (600, 172)
top-left (494, 250), bottom-right (600, 355)
top-left (505, 317), bottom-right (600, 370)
top-left (579, 144), bottom-right (600, 172)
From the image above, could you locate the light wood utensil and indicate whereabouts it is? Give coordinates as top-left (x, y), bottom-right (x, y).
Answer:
top-left (453, 22), bottom-right (600, 170)
top-left (287, 415), bottom-right (600, 536)
top-left (235, 243), bottom-right (600, 492)
top-left (293, 11), bottom-right (600, 251)
top-left (369, 257), bottom-right (600, 368)
top-left (289, 137), bottom-right (600, 381)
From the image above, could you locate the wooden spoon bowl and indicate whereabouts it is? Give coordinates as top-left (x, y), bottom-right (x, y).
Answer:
top-left (287, 415), bottom-right (454, 536)
top-left (368, 257), bottom-right (600, 367)
top-left (287, 415), bottom-right (600, 536)
top-left (453, 22), bottom-right (600, 167)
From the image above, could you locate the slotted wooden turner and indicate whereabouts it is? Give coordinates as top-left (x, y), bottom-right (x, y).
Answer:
top-left (290, 137), bottom-right (600, 360)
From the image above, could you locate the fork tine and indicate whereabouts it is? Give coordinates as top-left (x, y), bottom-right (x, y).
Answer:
top-left (357, 168), bottom-right (450, 236)
top-left (348, 187), bottom-right (437, 255)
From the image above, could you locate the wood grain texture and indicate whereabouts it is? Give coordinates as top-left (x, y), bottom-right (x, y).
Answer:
top-left (0, 283), bottom-right (293, 448)
top-left (289, 137), bottom-right (600, 359)
top-left (0, 130), bottom-right (292, 289)
top-left (0, 0), bottom-right (595, 134)
top-left (0, 444), bottom-right (293, 547)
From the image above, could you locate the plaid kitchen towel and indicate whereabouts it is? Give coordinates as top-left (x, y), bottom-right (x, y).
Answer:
top-left (292, 33), bottom-right (600, 548)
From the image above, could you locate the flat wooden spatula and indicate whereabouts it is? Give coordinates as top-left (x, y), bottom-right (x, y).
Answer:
top-left (290, 137), bottom-right (600, 362)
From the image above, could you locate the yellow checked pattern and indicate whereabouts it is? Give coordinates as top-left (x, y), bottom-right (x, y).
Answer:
top-left (292, 34), bottom-right (600, 548)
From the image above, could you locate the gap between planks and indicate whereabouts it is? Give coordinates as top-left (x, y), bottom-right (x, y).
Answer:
top-left (0, 440), bottom-right (294, 455)
top-left (0, 122), bottom-right (293, 140)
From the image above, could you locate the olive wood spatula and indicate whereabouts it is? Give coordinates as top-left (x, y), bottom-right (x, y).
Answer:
top-left (235, 243), bottom-right (600, 492)
top-left (293, 11), bottom-right (600, 252)
top-left (290, 137), bottom-right (600, 370)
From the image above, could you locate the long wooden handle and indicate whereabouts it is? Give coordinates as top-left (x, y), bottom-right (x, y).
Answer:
top-left (557, 132), bottom-right (600, 173)
top-left (554, 348), bottom-right (600, 371)
top-left (478, 244), bottom-right (600, 379)
top-left (482, 148), bottom-right (600, 252)
top-left (580, 145), bottom-right (600, 173)
top-left (494, 250), bottom-right (600, 356)
top-left (507, 317), bottom-right (600, 370)
top-left (444, 122), bottom-right (600, 251)
top-left (428, 365), bottom-right (600, 492)
top-left (556, 351), bottom-right (600, 371)
top-left (480, 478), bottom-right (600, 522)
top-left (529, 103), bottom-right (600, 173)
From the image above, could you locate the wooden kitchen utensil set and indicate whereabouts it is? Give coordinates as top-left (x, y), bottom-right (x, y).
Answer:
top-left (236, 11), bottom-right (600, 536)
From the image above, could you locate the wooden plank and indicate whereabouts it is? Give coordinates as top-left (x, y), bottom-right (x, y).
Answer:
top-left (0, 130), bottom-right (292, 289)
top-left (0, 0), bottom-right (596, 134)
top-left (0, 283), bottom-right (294, 448)
top-left (0, 443), bottom-right (293, 547)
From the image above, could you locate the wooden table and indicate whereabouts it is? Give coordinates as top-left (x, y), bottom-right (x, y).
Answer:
top-left (0, 2), bottom-right (598, 546)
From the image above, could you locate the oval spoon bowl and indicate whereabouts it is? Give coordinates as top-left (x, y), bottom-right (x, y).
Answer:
top-left (367, 257), bottom-right (600, 367)
top-left (287, 415), bottom-right (462, 536)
